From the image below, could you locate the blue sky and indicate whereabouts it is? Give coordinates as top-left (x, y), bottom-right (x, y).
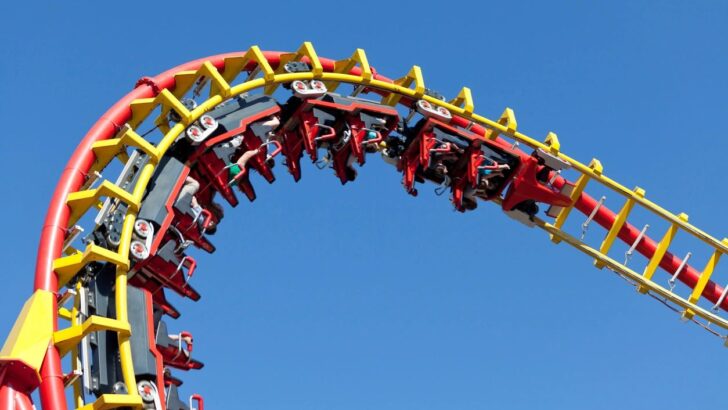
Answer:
top-left (1, 1), bottom-right (727, 409)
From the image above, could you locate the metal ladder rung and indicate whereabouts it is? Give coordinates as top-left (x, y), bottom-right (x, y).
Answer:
top-left (53, 243), bottom-right (129, 288)
top-left (91, 124), bottom-right (160, 171)
top-left (77, 393), bottom-right (143, 410)
top-left (54, 315), bottom-right (131, 357)
top-left (66, 180), bottom-right (140, 226)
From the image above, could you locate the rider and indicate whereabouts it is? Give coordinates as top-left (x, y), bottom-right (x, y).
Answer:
top-left (228, 115), bottom-right (280, 183)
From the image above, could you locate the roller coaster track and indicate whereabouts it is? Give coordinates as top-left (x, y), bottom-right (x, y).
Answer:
top-left (0, 42), bottom-right (725, 409)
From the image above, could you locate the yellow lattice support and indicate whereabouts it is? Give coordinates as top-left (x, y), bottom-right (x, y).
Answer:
top-left (219, 45), bottom-right (275, 86)
top-left (264, 41), bottom-right (323, 95)
top-left (91, 124), bottom-right (161, 172)
top-left (65, 180), bottom-right (139, 227)
top-left (638, 213), bottom-right (688, 293)
top-left (550, 158), bottom-right (603, 244)
top-left (485, 107), bottom-right (517, 140)
top-left (683, 238), bottom-right (728, 320)
top-left (544, 132), bottom-right (560, 154)
top-left (324, 48), bottom-right (372, 92)
top-left (381, 65), bottom-right (425, 106)
top-left (200, 61), bottom-right (232, 98)
top-left (77, 394), bottom-right (143, 410)
top-left (594, 187), bottom-right (646, 269)
top-left (128, 88), bottom-right (191, 129)
top-left (53, 243), bottom-right (129, 288)
top-left (54, 315), bottom-right (130, 357)
top-left (539, 219), bottom-right (728, 330)
top-left (28, 45), bottom-right (728, 408)
top-left (449, 87), bottom-right (474, 116)
top-left (58, 307), bottom-right (72, 321)
top-left (0, 290), bottom-right (55, 384)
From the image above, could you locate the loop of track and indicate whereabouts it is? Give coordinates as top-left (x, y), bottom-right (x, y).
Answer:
top-left (1, 43), bottom-right (725, 409)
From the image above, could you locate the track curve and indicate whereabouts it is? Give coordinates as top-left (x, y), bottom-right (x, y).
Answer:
top-left (0, 43), bottom-right (725, 409)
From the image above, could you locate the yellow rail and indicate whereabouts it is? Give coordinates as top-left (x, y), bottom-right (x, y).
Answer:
top-left (46, 42), bottom-right (726, 408)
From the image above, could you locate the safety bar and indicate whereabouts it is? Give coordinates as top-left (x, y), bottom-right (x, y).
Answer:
top-left (190, 393), bottom-right (205, 410)
top-left (261, 140), bottom-right (283, 161)
top-left (193, 209), bottom-right (214, 233)
top-left (173, 331), bottom-right (194, 362)
top-left (314, 124), bottom-right (338, 142)
top-left (430, 142), bottom-right (453, 154)
top-left (174, 256), bottom-right (197, 284)
top-left (361, 128), bottom-right (384, 145)
top-left (478, 160), bottom-right (510, 172)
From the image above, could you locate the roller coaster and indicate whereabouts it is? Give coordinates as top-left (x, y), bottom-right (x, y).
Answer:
top-left (0, 43), bottom-right (726, 410)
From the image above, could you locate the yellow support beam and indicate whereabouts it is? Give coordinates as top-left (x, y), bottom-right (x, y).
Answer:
top-left (91, 124), bottom-right (160, 172)
top-left (66, 180), bottom-right (139, 226)
top-left (381, 65), bottom-right (425, 106)
top-left (638, 213), bottom-right (688, 293)
top-left (485, 107), bottom-right (517, 140)
top-left (544, 132), bottom-right (560, 154)
top-left (53, 243), bottom-right (129, 288)
top-left (77, 394), bottom-right (143, 410)
top-left (0, 290), bottom-right (55, 384)
top-left (683, 238), bottom-right (728, 320)
top-left (220, 45), bottom-right (275, 86)
top-left (156, 88), bottom-right (193, 125)
top-left (128, 98), bottom-right (160, 129)
top-left (54, 315), bottom-right (131, 357)
top-left (58, 307), bottom-right (72, 321)
top-left (594, 187), bottom-right (645, 269)
top-left (324, 48), bottom-right (372, 92)
top-left (128, 89), bottom-right (191, 129)
top-left (201, 60), bottom-right (232, 98)
top-left (550, 158), bottom-right (603, 244)
top-left (538, 219), bottom-right (728, 330)
top-left (264, 41), bottom-right (323, 95)
top-left (170, 70), bottom-right (198, 98)
top-left (157, 61), bottom-right (231, 126)
top-left (449, 87), bottom-right (474, 116)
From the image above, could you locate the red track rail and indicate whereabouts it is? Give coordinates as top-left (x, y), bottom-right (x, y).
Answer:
top-left (15, 50), bottom-right (725, 409)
